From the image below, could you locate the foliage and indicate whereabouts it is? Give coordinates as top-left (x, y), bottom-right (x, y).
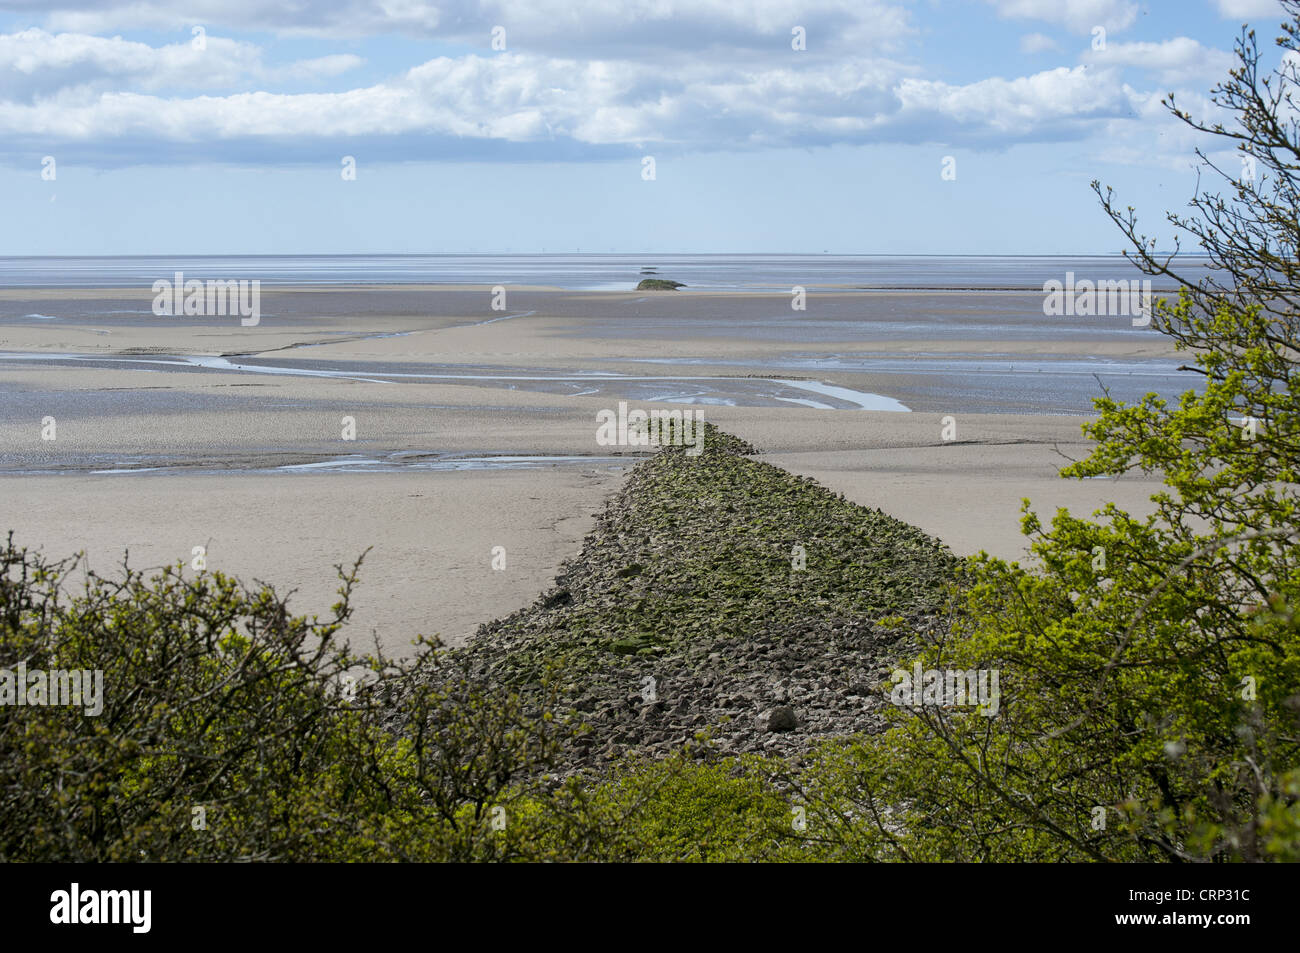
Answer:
top-left (0, 538), bottom-right (571, 861)
top-left (790, 9), bottom-right (1300, 862)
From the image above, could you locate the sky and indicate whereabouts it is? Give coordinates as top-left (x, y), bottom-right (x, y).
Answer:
top-left (0, 0), bottom-right (1290, 255)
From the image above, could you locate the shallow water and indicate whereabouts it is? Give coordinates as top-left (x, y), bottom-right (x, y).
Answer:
top-left (0, 351), bottom-right (911, 411)
top-left (0, 253), bottom-right (1208, 291)
top-left (84, 452), bottom-right (630, 476)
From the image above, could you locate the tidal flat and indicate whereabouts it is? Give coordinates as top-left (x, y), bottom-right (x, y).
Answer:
top-left (0, 285), bottom-right (1173, 653)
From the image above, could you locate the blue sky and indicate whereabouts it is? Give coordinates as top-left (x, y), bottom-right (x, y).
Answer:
top-left (0, 0), bottom-right (1288, 254)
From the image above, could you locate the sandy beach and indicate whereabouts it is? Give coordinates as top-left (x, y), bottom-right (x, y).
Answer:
top-left (0, 284), bottom-right (1175, 653)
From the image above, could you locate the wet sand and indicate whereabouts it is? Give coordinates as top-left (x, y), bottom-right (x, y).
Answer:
top-left (0, 286), bottom-right (1176, 652)
top-left (0, 467), bottom-right (625, 651)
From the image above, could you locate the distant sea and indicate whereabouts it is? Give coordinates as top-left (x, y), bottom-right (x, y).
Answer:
top-left (0, 254), bottom-right (1207, 292)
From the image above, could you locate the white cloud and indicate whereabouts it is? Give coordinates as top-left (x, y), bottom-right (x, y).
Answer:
top-left (1083, 37), bottom-right (1235, 86)
top-left (0, 28), bottom-right (363, 100)
top-left (1090, 86), bottom-right (1228, 170)
top-left (0, 32), bottom-right (1223, 166)
top-left (985, 0), bottom-right (1138, 34)
top-left (1019, 32), bottom-right (1060, 53)
top-left (0, 6), bottom-right (1232, 168)
top-left (8, 0), bottom-right (913, 52)
top-left (1212, 0), bottom-right (1284, 17)
top-left (31, 1), bottom-right (443, 37)
top-left (896, 66), bottom-right (1135, 134)
top-left (0, 50), bottom-right (913, 151)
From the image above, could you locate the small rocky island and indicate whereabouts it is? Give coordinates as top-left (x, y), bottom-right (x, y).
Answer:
top-left (636, 278), bottom-right (685, 290)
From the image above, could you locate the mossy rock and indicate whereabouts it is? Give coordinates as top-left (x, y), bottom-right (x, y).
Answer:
top-left (636, 279), bottom-right (685, 291)
top-left (466, 421), bottom-right (956, 678)
top-left (611, 636), bottom-right (653, 656)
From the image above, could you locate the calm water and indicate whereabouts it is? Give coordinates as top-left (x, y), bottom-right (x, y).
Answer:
top-left (0, 254), bottom-right (1206, 292)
